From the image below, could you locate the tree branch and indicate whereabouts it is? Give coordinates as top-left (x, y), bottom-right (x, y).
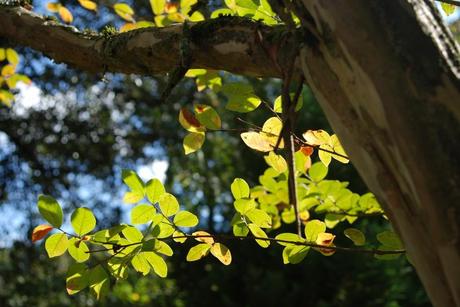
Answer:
top-left (0, 6), bottom-right (289, 78)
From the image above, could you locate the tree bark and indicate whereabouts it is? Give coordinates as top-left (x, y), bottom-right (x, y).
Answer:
top-left (296, 1), bottom-right (460, 306)
top-left (1, 1), bottom-right (460, 306)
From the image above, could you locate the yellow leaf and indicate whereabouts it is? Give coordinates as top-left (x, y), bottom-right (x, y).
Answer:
top-left (114, 3), bottom-right (135, 22)
top-left (192, 231), bottom-right (214, 244)
top-left (330, 134), bottom-right (349, 163)
top-left (303, 129), bottom-right (330, 146)
top-left (6, 49), bottom-right (19, 66)
top-left (261, 117), bottom-right (284, 148)
top-left (183, 132), bottom-right (205, 155)
top-left (441, 3), bottom-right (456, 16)
top-left (47, 2), bottom-right (61, 12)
top-left (150, 0), bottom-right (165, 15)
top-left (59, 6), bottom-right (73, 23)
top-left (210, 243), bottom-right (232, 265)
top-left (1, 65), bottom-right (15, 77)
top-left (78, 0), bottom-right (97, 11)
top-left (0, 49), bottom-right (5, 61)
top-left (318, 146), bottom-right (331, 167)
top-left (240, 132), bottom-right (273, 152)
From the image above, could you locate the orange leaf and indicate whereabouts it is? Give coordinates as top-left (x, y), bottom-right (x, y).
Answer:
top-left (300, 146), bottom-right (314, 157)
top-left (59, 6), bottom-right (73, 23)
top-left (46, 2), bottom-right (61, 12)
top-left (31, 224), bottom-right (53, 242)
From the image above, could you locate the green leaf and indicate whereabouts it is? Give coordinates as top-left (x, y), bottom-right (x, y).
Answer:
top-left (158, 193), bottom-right (180, 217)
top-left (374, 245), bottom-right (402, 260)
top-left (309, 162), bottom-right (328, 182)
top-left (122, 169), bottom-right (145, 195)
top-left (248, 223), bottom-right (270, 248)
top-left (441, 3), bottom-right (456, 16)
top-left (6, 48), bottom-right (19, 66)
top-left (123, 191), bottom-right (144, 204)
top-left (45, 233), bottom-right (69, 258)
top-left (144, 251), bottom-right (168, 277)
top-left (186, 243), bottom-right (211, 261)
top-left (71, 207), bottom-right (96, 236)
top-left (245, 208), bottom-right (272, 228)
top-left (318, 147), bottom-right (332, 167)
top-left (231, 178), bottom-right (250, 200)
top-left (304, 219), bottom-right (326, 242)
top-left (233, 223), bottom-right (249, 236)
top-left (183, 132), bottom-right (205, 155)
top-left (275, 233), bottom-right (303, 246)
top-left (131, 204), bottom-right (156, 224)
top-left (37, 195), bottom-right (63, 228)
top-left (194, 104), bottom-right (221, 130)
top-left (173, 210), bottom-right (199, 227)
top-left (344, 228), bottom-right (366, 246)
top-left (146, 178), bottom-right (166, 204)
top-left (153, 240), bottom-right (173, 256)
top-left (234, 198), bottom-right (256, 214)
top-left (113, 3), bottom-right (135, 21)
top-left (324, 213), bottom-right (343, 229)
top-left (66, 263), bottom-right (88, 295)
top-left (88, 265), bottom-right (109, 300)
top-left (281, 207), bottom-right (296, 224)
top-left (68, 238), bottom-right (90, 262)
top-left (131, 253), bottom-right (151, 275)
top-left (273, 93), bottom-right (303, 113)
top-left (264, 151), bottom-right (287, 173)
top-left (122, 226), bottom-right (143, 242)
top-left (376, 231), bottom-right (403, 249)
top-left (150, 0), bottom-right (165, 15)
top-left (287, 245), bottom-right (310, 264)
top-left (222, 82), bottom-right (261, 113)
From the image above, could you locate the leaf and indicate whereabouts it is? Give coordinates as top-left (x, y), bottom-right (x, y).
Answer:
top-left (330, 134), bottom-right (349, 163)
top-left (234, 198), bottom-right (256, 214)
top-left (71, 207), bottom-right (96, 236)
top-left (240, 132), bottom-right (273, 152)
top-left (304, 219), bottom-right (326, 242)
top-left (264, 151), bottom-right (287, 173)
top-left (344, 228), bottom-right (366, 246)
top-left (186, 243), bottom-right (212, 261)
top-left (37, 195), bottom-right (63, 228)
top-left (287, 245), bottom-right (310, 264)
top-left (146, 178), bottom-right (166, 204)
top-left (222, 82), bottom-right (261, 113)
top-left (192, 230), bottom-right (214, 244)
top-left (31, 224), bottom-right (53, 242)
top-left (46, 2), bottom-right (61, 12)
top-left (441, 3), bottom-right (456, 16)
top-left (131, 253), bottom-right (151, 275)
top-left (144, 251), bottom-right (168, 277)
top-left (131, 204), bottom-right (156, 224)
top-left (179, 107), bottom-right (205, 132)
top-left (66, 263), bottom-right (88, 295)
top-left (123, 191), bottom-right (144, 204)
top-left (158, 193), bottom-right (179, 217)
top-left (173, 230), bottom-right (187, 243)
top-left (261, 117), bottom-right (284, 148)
top-left (233, 223), bottom-right (249, 236)
top-left (231, 178), bottom-right (250, 200)
top-left (88, 265), bottom-right (109, 300)
top-left (122, 169), bottom-right (145, 195)
top-left (210, 243), bottom-right (232, 265)
top-left (194, 104), bottom-right (221, 130)
top-left (114, 3), bottom-right (135, 22)
top-left (273, 94), bottom-right (303, 113)
top-left (78, 0), bottom-right (97, 11)
top-left (275, 233), bottom-right (303, 246)
top-left (183, 132), bottom-right (205, 155)
top-left (309, 162), bottom-right (328, 182)
top-left (173, 210), bottom-right (199, 227)
top-left (303, 130), bottom-right (330, 146)
top-left (153, 240), bottom-right (173, 256)
top-left (376, 231), bottom-right (403, 249)
top-left (245, 208), bottom-right (272, 228)
top-left (120, 23), bottom-right (137, 32)
top-left (68, 238), bottom-right (90, 262)
top-left (122, 226), bottom-right (143, 242)
top-left (58, 6), bottom-right (74, 23)
top-left (0, 49), bottom-right (5, 61)
top-left (6, 49), bottom-right (19, 66)
top-left (150, 0), bottom-right (166, 15)
top-left (248, 223), bottom-right (270, 248)
top-left (45, 233), bottom-right (69, 258)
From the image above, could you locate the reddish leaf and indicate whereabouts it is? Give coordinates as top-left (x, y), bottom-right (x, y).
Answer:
top-left (300, 146), bottom-right (314, 157)
top-left (181, 108), bottom-right (201, 127)
top-left (31, 224), bottom-right (53, 242)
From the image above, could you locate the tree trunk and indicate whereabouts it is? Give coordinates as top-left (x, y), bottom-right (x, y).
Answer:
top-left (296, 1), bottom-right (460, 306)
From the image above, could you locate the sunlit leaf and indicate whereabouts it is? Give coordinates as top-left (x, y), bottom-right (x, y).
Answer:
top-left (245, 208), bottom-right (272, 228)
top-left (273, 94), bottom-right (303, 113)
top-left (304, 219), bottom-right (326, 242)
top-left (248, 223), bottom-right (270, 248)
top-left (6, 49), bottom-right (19, 66)
top-left (173, 210), bottom-right (199, 227)
top-left (192, 230), bottom-right (214, 244)
top-left (37, 195), bottom-right (63, 228)
top-left (194, 104), bottom-right (221, 130)
top-left (131, 253), bottom-right (151, 275)
top-left (78, 0), bottom-right (97, 11)
top-left (71, 207), bottom-right (96, 236)
top-left (114, 3), bottom-right (135, 22)
top-left (58, 6), bottom-right (74, 23)
top-left (287, 245), bottom-right (310, 263)
top-left (158, 193), bottom-right (179, 217)
top-left (303, 129), bottom-right (330, 146)
top-left (88, 265), bottom-right (109, 300)
top-left (231, 178), bottom-right (250, 200)
top-left (210, 243), bottom-right (232, 265)
top-left (234, 198), bottom-right (256, 214)
top-left (45, 233), bottom-right (69, 258)
top-left (240, 132), bottom-right (273, 152)
top-left (222, 82), bottom-right (261, 113)
top-left (275, 233), bottom-right (303, 246)
top-left (31, 224), bottom-right (53, 242)
top-left (122, 169), bottom-right (145, 195)
top-left (131, 204), bottom-right (156, 224)
top-left (150, 0), bottom-right (166, 15)
top-left (46, 2), bottom-right (61, 12)
top-left (66, 263), bottom-right (88, 295)
top-left (146, 178), bottom-right (166, 204)
top-left (186, 243), bottom-right (211, 261)
top-left (68, 238), bottom-right (90, 262)
top-left (264, 151), bottom-right (287, 173)
top-left (144, 251), bottom-right (168, 277)
top-left (179, 107), bottom-right (205, 132)
top-left (441, 3), bottom-right (456, 15)
top-left (261, 117), bottom-right (284, 148)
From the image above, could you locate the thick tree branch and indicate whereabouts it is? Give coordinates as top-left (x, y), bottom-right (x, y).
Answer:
top-left (0, 6), bottom-right (289, 78)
